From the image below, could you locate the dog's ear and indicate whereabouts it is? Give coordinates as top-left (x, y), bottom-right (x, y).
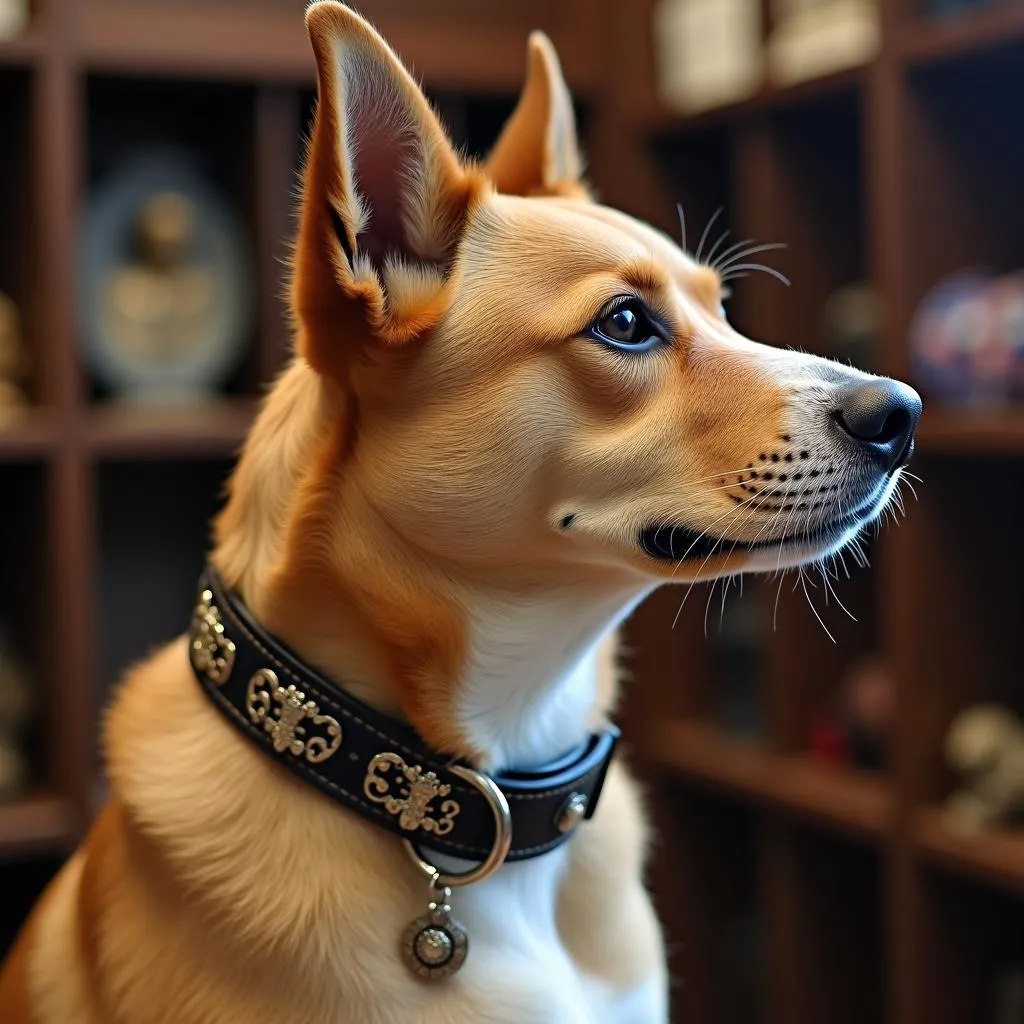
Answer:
top-left (485, 32), bottom-right (587, 197)
top-left (295, 2), bottom-right (483, 374)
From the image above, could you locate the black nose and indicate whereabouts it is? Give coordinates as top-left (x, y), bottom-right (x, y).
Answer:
top-left (833, 378), bottom-right (922, 472)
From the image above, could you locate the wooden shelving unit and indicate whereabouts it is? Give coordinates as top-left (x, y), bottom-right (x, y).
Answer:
top-left (3, 1), bottom-right (1023, 1021)
top-left (615, 1), bottom-right (1024, 1022)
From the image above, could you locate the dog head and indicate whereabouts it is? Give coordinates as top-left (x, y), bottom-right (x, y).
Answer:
top-left (285, 2), bottom-right (918, 592)
top-left (215, 3), bottom-right (919, 754)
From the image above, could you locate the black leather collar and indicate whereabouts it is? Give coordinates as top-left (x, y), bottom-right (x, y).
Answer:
top-left (188, 568), bottom-right (619, 863)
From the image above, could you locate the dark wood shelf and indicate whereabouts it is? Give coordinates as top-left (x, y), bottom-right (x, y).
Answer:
top-left (0, 409), bottom-right (58, 461)
top-left (648, 65), bottom-right (865, 136)
top-left (0, 794), bottom-right (75, 857)
top-left (916, 807), bottom-right (1024, 894)
top-left (76, 3), bottom-right (596, 94)
top-left (902, 4), bottom-right (1024, 68)
top-left (86, 398), bottom-right (256, 460)
top-left (915, 406), bottom-right (1024, 454)
top-left (650, 719), bottom-right (892, 840)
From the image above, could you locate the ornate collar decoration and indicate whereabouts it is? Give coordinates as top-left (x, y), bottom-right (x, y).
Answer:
top-left (188, 567), bottom-right (619, 982)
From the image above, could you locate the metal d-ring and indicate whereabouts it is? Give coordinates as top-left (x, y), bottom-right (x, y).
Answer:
top-left (404, 765), bottom-right (512, 889)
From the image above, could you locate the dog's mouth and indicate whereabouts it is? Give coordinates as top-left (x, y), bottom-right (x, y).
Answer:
top-left (639, 511), bottom-right (865, 564)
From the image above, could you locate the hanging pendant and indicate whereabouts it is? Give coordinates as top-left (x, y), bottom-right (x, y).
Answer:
top-left (400, 884), bottom-right (468, 982)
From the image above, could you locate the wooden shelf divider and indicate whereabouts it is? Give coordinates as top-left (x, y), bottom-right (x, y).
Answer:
top-left (916, 807), bottom-right (1024, 894)
top-left (916, 406), bottom-right (1024, 455)
top-left (85, 399), bottom-right (257, 460)
top-left (0, 410), bottom-right (59, 460)
top-left (651, 719), bottom-right (892, 841)
top-left (901, 2), bottom-right (1024, 67)
top-left (0, 794), bottom-right (75, 858)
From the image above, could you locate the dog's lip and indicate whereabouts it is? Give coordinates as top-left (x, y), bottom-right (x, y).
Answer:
top-left (638, 512), bottom-right (863, 564)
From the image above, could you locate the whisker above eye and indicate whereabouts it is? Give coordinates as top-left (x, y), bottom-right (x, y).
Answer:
top-left (714, 241), bottom-right (788, 274)
top-left (721, 263), bottom-right (791, 287)
top-left (703, 227), bottom-right (732, 269)
top-left (695, 206), bottom-right (724, 264)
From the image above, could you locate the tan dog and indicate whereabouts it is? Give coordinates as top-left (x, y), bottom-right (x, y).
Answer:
top-left (0, 4), bottom-right (920, 1022)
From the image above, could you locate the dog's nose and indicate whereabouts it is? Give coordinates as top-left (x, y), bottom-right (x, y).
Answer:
top-left (833, 378), bottom-right (922, 472)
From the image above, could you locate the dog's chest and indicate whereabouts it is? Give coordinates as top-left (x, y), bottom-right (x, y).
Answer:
top-left (443, 849), bottom-right (609, 1023)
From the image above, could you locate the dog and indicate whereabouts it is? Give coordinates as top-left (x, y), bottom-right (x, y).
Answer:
top-left (0, 4), bottom-right (920, 1021)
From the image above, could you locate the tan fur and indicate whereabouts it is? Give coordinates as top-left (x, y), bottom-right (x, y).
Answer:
top-left (0, 5), bottom-right (893, 1021)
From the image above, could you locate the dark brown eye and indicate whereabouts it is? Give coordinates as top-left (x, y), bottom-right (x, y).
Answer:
top-left (604, 307), bottom-right (638, 341)
top-left (588, 300), bottom-right (664, 353)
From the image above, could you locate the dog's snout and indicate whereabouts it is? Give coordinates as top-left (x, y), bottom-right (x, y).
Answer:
top-left (832, 378), bottom-right (922, 472)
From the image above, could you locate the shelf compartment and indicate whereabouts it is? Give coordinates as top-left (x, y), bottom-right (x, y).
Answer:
top-left (95, 458), bottom-right (234, 700)
top-left (651, 719), bottom-right (891, 839)
top-left (902, 3), bottom-right (1024, 68)
top-left (86, 399), bottom-right (256, 459)
top-left (916, 406), bottom-right (1024, 454)
top-left (917, 807), bottom-right (1024, 894)
top-left (0, 793), bottom-right (75, 857)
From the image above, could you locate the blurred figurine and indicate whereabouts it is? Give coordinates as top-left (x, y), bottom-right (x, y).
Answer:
top-left (0, 291), bottom-right (29, 424)
top-left (653, 0), bottom-right (763, 113)
top-left (945, 704), bottom-right (1024, 835)
top-left (0, 625), bottom-right (32, 800)
top-left (809, 657), bottom-right (893, 771)
top-left (841, 657), bottom-right (893, 771)
top-left (767, 0), bottom-right (879, 86)
top-left (102, 190), bottom-right (217, 370)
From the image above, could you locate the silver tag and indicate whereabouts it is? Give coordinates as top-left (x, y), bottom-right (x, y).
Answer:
top-left (400, 885), bottom-right (468, 982)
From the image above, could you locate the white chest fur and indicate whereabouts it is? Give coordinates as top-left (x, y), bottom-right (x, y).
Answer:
top-left (456, 585), bottom-right (648, 770)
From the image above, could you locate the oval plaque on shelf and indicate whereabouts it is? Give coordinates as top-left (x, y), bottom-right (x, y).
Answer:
top-left (79, 149), bottom-right (252, 404)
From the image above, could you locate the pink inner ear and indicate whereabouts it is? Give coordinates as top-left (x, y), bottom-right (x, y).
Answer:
top-left (353, 127), bottom-right (414, 265)
top-left (344, 58), bottom-right (419, 267)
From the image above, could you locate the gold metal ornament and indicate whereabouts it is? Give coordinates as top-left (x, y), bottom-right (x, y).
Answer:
top-left (245, 669), bottom-right (342, 763)
top-left (363, 752), bottom-right (461, 835)
top-left (189, 587), bottom-right (236, 685)
top-left (400, 882), bottom-right (468, 981)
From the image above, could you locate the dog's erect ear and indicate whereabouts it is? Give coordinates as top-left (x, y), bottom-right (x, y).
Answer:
top-left (485, 32), bottom-right (587, 197)
top-left (295, 2), bottom-right (483, 372)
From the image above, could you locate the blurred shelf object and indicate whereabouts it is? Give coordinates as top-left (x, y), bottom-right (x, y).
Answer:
top-left (647, 65), bottom-right (865, 135)
top-left (0, 409), bottom-right (57, 461)
top-left (86, 399), bottom-right (257, 459)
top-left (0, 794), bottom-right (75, 857)
top-left (915, 406), bottom-right (1024, 454)
top-left (651, 719), bottom-right (892, 840)
top-left (917, 807), bottom-right (1024, 894)
top-left (902, 1), bottom-right (1024, 67)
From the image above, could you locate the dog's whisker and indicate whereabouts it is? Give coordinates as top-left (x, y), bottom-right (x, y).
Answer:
top-left (721, 263), bottom-right (791, 287)
top-left (800, 566), bottom-right (837, 643)
top-left (704, 228), bottom-right (732, 269)
top-left (714, 241), bottom-right (788, 275)
top-left (695, 207), bottom-right (724, 265)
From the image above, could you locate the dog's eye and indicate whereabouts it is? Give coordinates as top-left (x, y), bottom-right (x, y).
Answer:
top-left (589, 300), bottom-right (664, 353)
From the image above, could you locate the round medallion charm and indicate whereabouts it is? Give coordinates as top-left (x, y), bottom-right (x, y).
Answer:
top-left (401, 901), bottom-right (468, 981)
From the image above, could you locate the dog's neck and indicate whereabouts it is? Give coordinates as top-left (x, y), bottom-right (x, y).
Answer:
top-left (213, 360), bottom-right (647, 772)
